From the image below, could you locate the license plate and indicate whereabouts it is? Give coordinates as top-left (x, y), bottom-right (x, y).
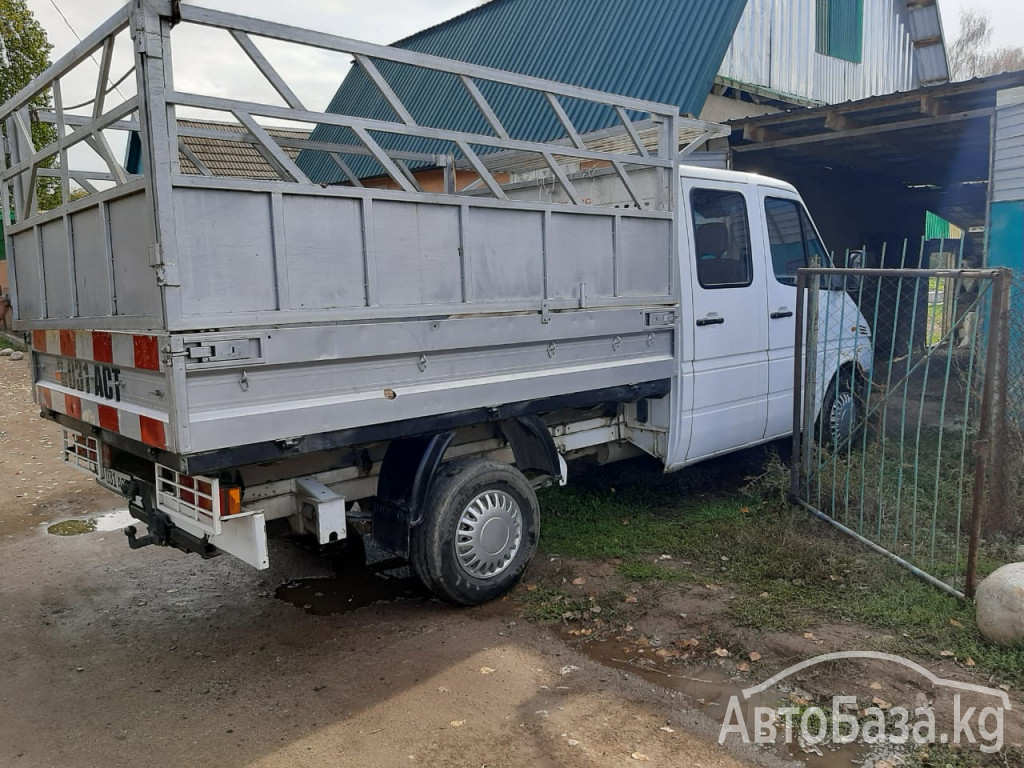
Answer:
top-left (98, 467), bottom-right (132, 494)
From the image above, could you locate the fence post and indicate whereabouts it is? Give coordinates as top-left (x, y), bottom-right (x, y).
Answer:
top-left (984, 270), bottom-right (1012, 536)
top-left (965, 269), bottom-right (1009, 597)
top-left (790, 271), bottom-right (807, 500)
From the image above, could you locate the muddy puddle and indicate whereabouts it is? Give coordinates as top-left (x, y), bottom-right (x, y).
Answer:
top-left (573, 635), bottom-right (894, 768)
top-left (276, 563), bottom-right (423, 616)
top-left (47, 509), bottom-right (135, 536)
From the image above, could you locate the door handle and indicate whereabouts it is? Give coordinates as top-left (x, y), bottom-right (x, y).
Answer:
top-left (770, 310), bottom-right (794, 319)
top-left (696, 316), bottom-right (725, 327)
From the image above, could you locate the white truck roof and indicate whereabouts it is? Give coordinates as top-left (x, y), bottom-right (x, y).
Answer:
top-left (679, 165), bottom-right (799, 195)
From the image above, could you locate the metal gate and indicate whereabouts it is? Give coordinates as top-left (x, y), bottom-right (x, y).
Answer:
top-left (790, 254), bottom-right (1013, 599)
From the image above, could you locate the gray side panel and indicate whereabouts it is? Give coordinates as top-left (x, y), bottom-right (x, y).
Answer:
top-left (12, 230), bottom-right (42, 320)
top-left (548, 213), bottom-right (614, 299)
top-left (71, 207), bottom-right (111, 319)
top-left (175, 188), bottom-right (278, 316)
top-left (108, 194), bottom-right (162, 318)
top-left (994, 93), bottom-right (1024, 204)
top-left (8, 188), bottom-right (164, 330)
top-left (374, 201), bottom-right (462, 306)
top-left (467, 207), bottom-right (544, 302)
top-left (40, 220), bottom-right (73, 318)
top-left (282, 196), bottom-right (365, 310)
top-left (179, 310), bottom-right (675, 453)
top-left (70, 208), bottom-right (110, 318)
top-left (618, 217), bottom-right (672, 297)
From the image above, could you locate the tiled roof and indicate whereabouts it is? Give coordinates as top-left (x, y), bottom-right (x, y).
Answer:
top-left (177, 119), bottom-right (311, 180)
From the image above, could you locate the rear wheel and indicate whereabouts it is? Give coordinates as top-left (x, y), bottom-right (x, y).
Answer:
top-left (410, 458), bottom-right (539, 605)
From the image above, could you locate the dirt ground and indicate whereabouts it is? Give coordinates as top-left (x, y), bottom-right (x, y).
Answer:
top-left (0, 357), bottom-right (780, 768)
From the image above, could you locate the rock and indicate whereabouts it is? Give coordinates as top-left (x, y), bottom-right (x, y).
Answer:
top-left (0, 348), bottom-right (12, 356)
top-left (976, 563), bottom-right (1024, 646)
top-left (9, 351), bottom-right (24, 361)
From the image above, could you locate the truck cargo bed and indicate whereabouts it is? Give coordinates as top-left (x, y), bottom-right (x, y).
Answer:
top-left (2, 1), bottom-right (727, 460)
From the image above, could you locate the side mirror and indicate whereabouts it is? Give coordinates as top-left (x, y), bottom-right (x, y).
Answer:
top-left (842, 249), bottom-right (866, 292)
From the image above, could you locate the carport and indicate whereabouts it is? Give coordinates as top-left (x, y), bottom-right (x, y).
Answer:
top-left (725, 71), bottom-right (1024, 267)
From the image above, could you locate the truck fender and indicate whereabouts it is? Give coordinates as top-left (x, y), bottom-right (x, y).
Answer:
top-left (372, 432), bottom-right (456, 557)
top-left (500, 415), bottom-right (561, 484)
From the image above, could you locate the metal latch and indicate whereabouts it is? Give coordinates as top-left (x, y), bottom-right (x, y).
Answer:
top-left (645, 310), bottom-right (677, 327)
top-left (185, 339), bottom-right (259, 363)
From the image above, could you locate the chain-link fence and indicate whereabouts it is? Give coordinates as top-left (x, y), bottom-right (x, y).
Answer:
top-left (790, 252), bottom-right (1014, 599)
top-left (1000, 272), bottom-right (1024, 539)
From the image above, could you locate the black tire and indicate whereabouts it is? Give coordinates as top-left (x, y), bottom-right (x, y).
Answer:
top-left (817, 367), bottom-right (862, 448)
top-left (410, 458), bottom-right (539, 606)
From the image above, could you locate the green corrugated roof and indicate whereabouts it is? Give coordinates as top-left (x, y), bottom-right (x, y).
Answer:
top-left (297, 0), bottom-right (748, 183)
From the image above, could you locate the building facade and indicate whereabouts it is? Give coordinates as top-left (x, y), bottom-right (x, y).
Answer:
top-left (708, 0), bottom-right (948, 120)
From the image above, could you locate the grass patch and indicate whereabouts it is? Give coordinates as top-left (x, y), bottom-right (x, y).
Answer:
top-left (0, 334), bottom-right (27, 353)
top-left (515, 584), bottom-right (592, 623)
top-left (533, 448), bottom-right (1024, 688)
top-left (907, 745), bottom-right (1024, 768)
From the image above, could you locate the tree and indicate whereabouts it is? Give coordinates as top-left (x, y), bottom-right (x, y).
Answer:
top-left (0, 0), bottom-right (60, 213)
top-left (949, 8), bottom-right (1024, 81)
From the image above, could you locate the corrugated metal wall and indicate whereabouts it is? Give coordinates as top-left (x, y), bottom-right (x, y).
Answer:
top-left (993, 87), bottom-right (1024, 204)
top-left (718, 0), bottom-right (915, 104)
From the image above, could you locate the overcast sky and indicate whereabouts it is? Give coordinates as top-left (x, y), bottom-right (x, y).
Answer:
top-left (26, 0), bottom-right (1023, 106)
top-left (27, 0), bottom-right (490, 114)
top-left (940, 0), bottom-right (1022, 51)
top-left (19, 0), bottom-right (1024, 139)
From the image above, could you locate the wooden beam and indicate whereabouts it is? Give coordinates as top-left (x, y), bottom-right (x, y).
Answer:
top-left (743, 123), bottom-right (787, 143)
top-left (920, 95), bottom-right (948, 117)
top-left (733, 109), bottom-right (992, 152)
top-left (824, 113), bottom-right (861, 132)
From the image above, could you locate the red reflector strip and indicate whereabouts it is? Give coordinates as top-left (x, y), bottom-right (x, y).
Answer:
top-left (65, 394), bottom-right (82, 420)
top-left (38, 387), bottom-right (52, 410)
top-left (30, 330), bottom-right (161, 371)
top-left (133, 335), bottom-right (160, 371)
top-left (139, 415), bottom-right (167, 450)
top-left (59, 330), bottom-right (77, 357)
top-left (98, 404), bottom-right (119, 432)
top-left (92, 331), bottom-right (113, 363)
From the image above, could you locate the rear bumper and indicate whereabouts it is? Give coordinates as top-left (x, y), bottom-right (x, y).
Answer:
top-left (61, 425), bottom-right (270, 570)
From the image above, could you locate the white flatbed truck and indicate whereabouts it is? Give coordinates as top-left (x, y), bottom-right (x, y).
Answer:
top-left (0, 0), bottom-right (871, 604)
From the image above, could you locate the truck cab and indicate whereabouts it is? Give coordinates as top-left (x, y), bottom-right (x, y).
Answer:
top-left (673, 167), bottom-right (869, 467)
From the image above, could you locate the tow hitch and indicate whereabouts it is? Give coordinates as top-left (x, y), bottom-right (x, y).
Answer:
top-left (124, 484), bottom-right (220, 559)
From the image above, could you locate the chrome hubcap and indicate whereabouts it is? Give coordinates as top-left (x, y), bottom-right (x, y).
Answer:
top-left (829, 391), bottom-right (855, 442)
top-left (455, 490), bottom-right (523, 579)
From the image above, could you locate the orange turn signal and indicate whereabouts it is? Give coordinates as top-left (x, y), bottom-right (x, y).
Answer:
top-left (220, 486), bottom-right (242, 517)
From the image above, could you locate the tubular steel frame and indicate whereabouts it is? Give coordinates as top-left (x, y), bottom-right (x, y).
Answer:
top-left (0, 0), bottom-right (729, 331)
top-left (791, 265), bottom-right (1012, 600)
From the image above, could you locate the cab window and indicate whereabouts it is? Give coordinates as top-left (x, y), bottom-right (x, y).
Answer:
top-left (764, 197), bottom-right (829, 285)
top-left (691, 188), bottom-right (753, 289)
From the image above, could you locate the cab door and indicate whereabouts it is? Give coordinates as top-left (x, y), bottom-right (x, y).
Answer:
top-left (682, 183), bottom-right (769, 462)
top-left (760, 194), bottom-right (830, 439)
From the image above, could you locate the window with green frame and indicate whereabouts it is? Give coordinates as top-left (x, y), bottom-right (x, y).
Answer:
top-left (816, 0), bottom-right (864, 63)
